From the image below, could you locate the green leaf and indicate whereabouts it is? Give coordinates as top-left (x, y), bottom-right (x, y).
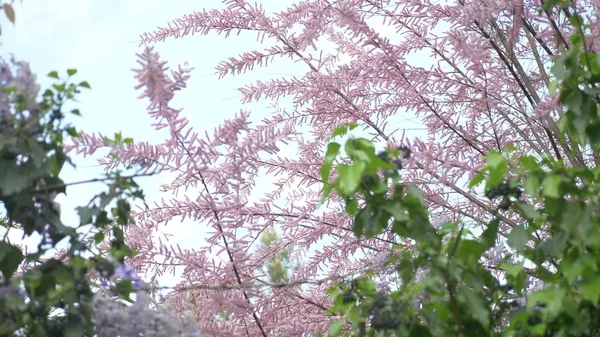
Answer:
top-left (66, 68), bottom-right (78, 76)
top-left (345, 198), bottom-right (358, 215)
top-left (326, 284), bottom-right (341, 296)
top-left (552, 51), bottom-right (572, 81)
top-left (586, 121), bottom-right (600, 147)
top-left (486, 151), bottom-right (506, 169)
top-left (3, 3), bottom-right (15, 24)
top-left (568, 13), bottom-right (584, 29)
top-left (503, 262), bottom-right (524, 278)
top-left (397, 259), bottom-right (415, 285)
top-left (115, 199), bottom-right (132, 225)
top-left (320, 184), bottom-right (334, 203)
top-left (382, 203), bottom-right (409, 222)
top-left (48, 71), bottom-right (59, 79)
top-left (28, 140), bottom-right (47, 168)
top-left (330, 124), bottom-right (352, 139)
top-left (456, 240), bottom-right (486, 264)
top-left (63, 321), bottom-right (86, 337)
top-left (357, 278), bottom-right (378, 295)
top-left (66, 127), bottom-right (79, 138)
top-left (561, 259), bottom-right (585, 284)
top-left (321, 142), bottom-right (341, 183)
top-left (345, 138), bottom-right (373, 163)
top-left (538, 234), bottom-right (566, 260)
top-left (508, 224), bottom-right (529, 253)
top-left (0, 161), bottom-right (30, 194)
top-left (468, 172), bottom-right (485, 188)
top-left (486, 152), bottom-right (507, 186)
top-left (580, 276), bottom-right (600, 303)
top-left (548, 79), bottom-right (559, 96)
top-left (53, 83), bottom-right (66, 92)
top-left (114, 279), bottom-right (133, 298)
top-left (48, 151), bottom-right (67, 176)
top-left (336, 162), bottom-right (365, 195)
top-left (458, 288), bottom-right (490, 328)
top-left (94, 232), bottom-right (106, 244)
top-left (355, 138), bottom-right (375, 152)
top-left (480, 219), bottom-right (499, 249)
top-left (0, 242), bottom-right (24, 280)
top-left (524, 175), bottom-right (540, 196)
top-left (406, 185), bottom-right (427, 208)
top-left (354, 205), bottom-right (383, 238)
top-left (77, 206), bottom-right (99, 225)
top-left (527, 289), bottom-right (566, 319)
top-left (409, 325), bottom-right (434, 337)
top-left (514, 202), bottom-right (540, 220)
top-left (353, 208), bottom-right (368, 238)
top-left (78, 81), bottom-right (91, 89)
top-left (542, 175), bottom-right (561, 199)
top-left (328, 320), bottom-right (344, 336)
top-left (529, 323), bottom-right (548, 336)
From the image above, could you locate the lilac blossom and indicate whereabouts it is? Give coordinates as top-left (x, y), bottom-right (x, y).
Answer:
top-left (114, 262), bottom-right (145, 289)
top-left (99, 262), bottom-right (145, 290)
top-left (0, 56), bottom-right (40, 116)
top-left (91, 291), bottom-right (199, 337)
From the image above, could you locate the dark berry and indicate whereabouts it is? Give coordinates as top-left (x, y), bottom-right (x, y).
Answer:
top-left (485, 180), bottom-right (523, 202)
top-left (397, 146), bottom-right (411, 159)
top-left (377, 151), bottom-right (389, 162)
top-left (527, 315), bottom-right (542, 326)
top-left (369, 294), bottom-right (404, 331)
top-left (361, 175), bottom-right (376, 186)
top-left (509, 300), bottom-right (520, 308)
top-left (342, 291), bottom-right (356, 304)
top-left (498, 199), bottom-right (510, 210)
top-left (393, 159), bottom-right (403, 170)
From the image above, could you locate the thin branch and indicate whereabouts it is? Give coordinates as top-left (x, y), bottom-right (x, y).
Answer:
top-left (174, 134), bottom-right (269, 337)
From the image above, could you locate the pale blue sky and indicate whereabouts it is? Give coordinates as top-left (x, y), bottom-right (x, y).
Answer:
top-left (1, 0), bottom-right (428, 288)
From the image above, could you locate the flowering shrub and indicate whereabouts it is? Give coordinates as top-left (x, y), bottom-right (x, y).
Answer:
top-left (0, 39), bottom-right (198, 336)
top-left (0, 51), bottom-right (204, 336)
top-left (91, 291), bottom-right (199, 337)
top-left (0, 54), bottom-right (131, 335)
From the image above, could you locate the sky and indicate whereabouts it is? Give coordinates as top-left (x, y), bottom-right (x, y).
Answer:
top-left (0, 0), bottom-right (429, 289)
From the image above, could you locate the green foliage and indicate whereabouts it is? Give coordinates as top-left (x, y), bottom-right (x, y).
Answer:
top-left (259, 228), bottom-right (296, 283)
top-left (0, 68), bottom-right (145, 336)
top-left (320, 3), bottom-right (600, 336)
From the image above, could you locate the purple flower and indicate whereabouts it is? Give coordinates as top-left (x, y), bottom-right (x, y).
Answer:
top-left (114, 262), bottom-right (145, 289)
top-left (132, 279), bottom-right (145, 290)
